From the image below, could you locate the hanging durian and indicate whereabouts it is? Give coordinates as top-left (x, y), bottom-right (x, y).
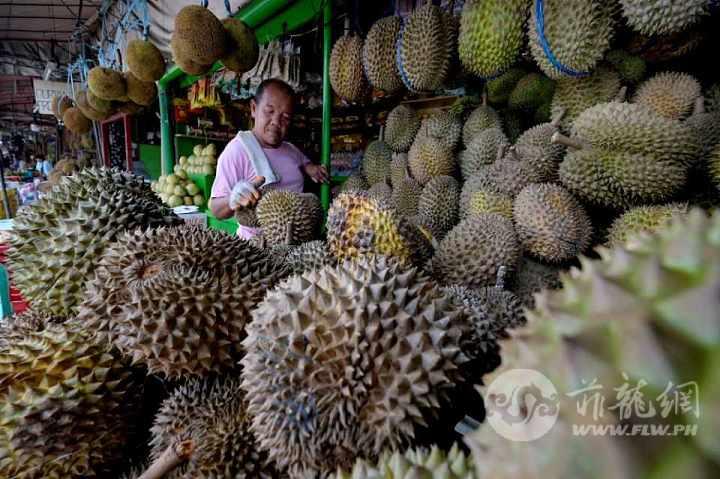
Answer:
top-left (171, 5), bottom-right (227, 67)
top-left (397, 3), bottom-right (451, 91)
top-left (88, 66), bottom-right (127, 101)
top-left (126, 39), bottom-right (166, 82)
top-left (330, 33), bottom-right (367, 103)
top-left (619, 0), bottom-right (708, 36)
top-left (363, 16), bottom-right (403, 94)
top-left (220, 18), bottom-right (259, 74)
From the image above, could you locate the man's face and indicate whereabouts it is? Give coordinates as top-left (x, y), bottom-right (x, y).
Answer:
top-left (251, 85), bottom-right (293, 148)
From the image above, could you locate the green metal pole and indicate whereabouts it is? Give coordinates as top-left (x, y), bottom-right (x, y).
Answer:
top-left (158, 81), bottom-right (173, 176)
top-left (320, 0), bottom-right (332, 212)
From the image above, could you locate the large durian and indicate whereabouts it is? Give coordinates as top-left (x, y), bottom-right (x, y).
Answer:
top-left (172, 5), bottom-right (227, 66)
top-left (76, 224), bottom-right (284, 378)
top-left (389, 152), bottom-right (409, 187)
top-left (397, 3), bottom-right (451, 91)
top-left (458, 0), bottom-right (527, 78)
top-left (462, 102), bottom-right (502, 145)
top-left (459, 127), bottom-right (508, 179)
top-left (367, 181), bottom-right (394, 204)
top-left (434, 213), bottom-right (520, 289)
top-left (528, 0), bottom-right (614, 79)
top-left (476, 153), bottom-right (544, 198)
top-left (75, 89), bottom-right (110, 121)
top-left (220, 18), bottom-right (259, 74)
top-left (147, 377), bottom-right (277, 478)
top-left (390, 176), bottom-right (423, 218)
top-left (88, 66), bottom-right (127, 101)
top-left (385, 104), bottom-right (421, 153)
top-left (125, 71), bottom-right (157, 106)
top-left (508, 73), bottom-right (555, 111)
top-left (341, 171), bottom-right (368, 192)
top-left (256, 190), bottom-right (322, 246)
top-left (407, 133), bottom-right (456, 184)
top-left (363, 140), bottom-right (393, 185)
top-left (363, 16), bottom-right (403, 94)
top-left (465, 188), bottom-right (514, 220)
top-left (0, 320), bottom-right (142, 478)
top-left (512, 114), bottom-right (566, 182)
top-left (632, 72), bottom-right (702, 120)
top-left (416, 175), bottom-right (460, 240)
top-left (415, 110), bottom-right (463, 151)
top-left (487, 67), bottom-right (526, 104)
top-left (241, 256), bottom-right (473, 478)
top-left (330, 34), bottom-right (367, 103)
top-left (126, 39), bottom-right (166, 82)
top-left (52, 94), bottom-right (73, 120)
top-left (285, 240), bottom-right (335, 274)
top-left (171, 35), bottom-right (213, 76)
top-left (606, 49), bottom-right (647, 84)
top-left (619, 0), bottom-right (708, 36)
top-left (326, 192), bottom-right (432, 266)
top-left (7, 168), bottom-right (178, 318)
top-left (551, 66), bottom-right (621, 130)
top-left (513, 183), bottom-right (593, 262)
top-left (606, 203), bottom-right (688, 246)
top-left (556, 102), bottom-right (699, 209)
top-left (509, 256), bottom-right (562, 308)
top-left (62, 107), bottom-right (92, 134)
top-left (86, 89), bottom-right (113, 114)
top-left (685, 98), bottom-right (720, 158)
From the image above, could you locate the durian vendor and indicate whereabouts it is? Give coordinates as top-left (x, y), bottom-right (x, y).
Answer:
top-left (209, 78), bottom-right (328, 238)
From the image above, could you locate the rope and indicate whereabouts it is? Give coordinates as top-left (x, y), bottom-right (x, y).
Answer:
top-left (201, 0), bottom-right (209, 8)
top-left (224, 0), bottom-right (233, 16)
top-left (534, 0), bottom-right (589, 77)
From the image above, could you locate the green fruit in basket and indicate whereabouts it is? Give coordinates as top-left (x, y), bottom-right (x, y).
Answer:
top-left (173, 185), bottom-right (185, 197)
top-left (168, 195), bottom-right (183, 207)
top-left (193, 194), bottom-right (204, 206)
top-left (186, 183), bottom-right (200, 196)
top-left (166, 174), bottom-right (178, 185)
top-left (184, 196), bottom-right (193, 206)
top-left (193, 144), bottom-right (203, 156)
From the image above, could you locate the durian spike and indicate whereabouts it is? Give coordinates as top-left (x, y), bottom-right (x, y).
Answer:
top-left (550, 107), bottom-right (566, 127)
top-left (138, 440), bottom-right (194, 479)
top-left (495, 265), bottom-right (507, 289)
top-left (506, 146), bottom-right (519, 161)
top-left (614, 86), bottom-right (628, 103)
top-left (693, 96), bottom-right (705, 115)
top-left (551, 132), bottom-right (584, 150)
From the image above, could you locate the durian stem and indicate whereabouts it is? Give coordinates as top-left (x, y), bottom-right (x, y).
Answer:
top-left (550, 107), bottom-right (566, 127)
top-left (138, 440), bottom-right (193, 479)
top-left (481, 90), bottom-right (488, 106)
top-left (379, 125), bottom-right (385, 142)
top-left (285, 222), bottom-right (294, 245)
top-left (551, 132), bottom-right (584, 150)
top-left (693, 96), bottom-right (705, 115)
top-left (614, 86), bottom-right (628, 103)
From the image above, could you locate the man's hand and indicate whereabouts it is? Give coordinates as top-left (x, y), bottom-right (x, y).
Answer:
top-left (229, 176), bottom-right (265, 210)
top-left (303, 163), bottom-right (329, 183)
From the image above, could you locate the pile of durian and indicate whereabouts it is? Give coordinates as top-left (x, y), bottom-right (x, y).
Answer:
top-left (2, 1), bottom-right (719, 478)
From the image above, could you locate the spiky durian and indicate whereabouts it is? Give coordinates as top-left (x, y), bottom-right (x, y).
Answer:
top-left (0, 321), bottom-right (142, 478)
top-left (86, 89), bottom-right (113, 114)
top-left (416, 110), bottom-right (463, 151)
top-left (171, 35), bottom-right (213, 75)
top-left (551, 66), bottom-right (621, 130)
top-left (509, 256), bottom-right (562, 308)
top-left (458, 0), bottom-right (527, 78)
top-left (466, 188), bottom-right (514, 220)
top-left (459, 127), bottom-right (508, 179)
top-left (242, 256), bottom-right (474, 478)
top-left (606, 203), bottom-right (688, 246)
top-left (513, 118), bottom-right (566, 182)
top-left (390, 153), bottom-right (409, 187)
top-left (385, 104), bottom-right (421, 153)
top-left (508, 73), bottom-right (555, 111)
top-left (7, 168), bottom-right (177, 318)
top-left (408, 134), bottom-right (456, 185)
top-left (478, 154), bottom-right (544, 198)
top-left (172, 5), bottom-right (226, 66)
top-left (256, 190), bottom-right (322, 246)
top-left (529, 0), bottom-right (614, 79)
top-left (326, 192), bottom-right (432, 266)
top-left (363, 140), bottom-right (393, 185)
top-left (148, 378), bottom-right (277, 478)
top-left (126, 39), bottom-right (166, 82)
top-left (125, 71), bottom-right (157, 106)
top-left (557, 102), bottom-right (699, 209)
top-left (367, 181), bottom-right (393, 204)
top-left (77, 225), bottom-right (284, 378)
top-left (62, 107), bottom-right (92, 134)
top-left (619, 0), bottom-right (708, 36)
top-left (341, 171), bottom-right (368, 192)
top-left (606, 49), bottom-right (646, 84)
top-left (397, 4), bottom-right (451, 91)
top-left (416, 175), bottom-right (460, 240)
top-left (513, 183), bottom-right (592, 262)
top-left (632, 72), bottom-right (702, 120)
top-left (75, 89), bottom-right (110, 121)
top-left (285, 240), bottom-right (335, 274)
top-left (684, 99), bottom-right (720, 158)
top-left (434, 213), bottom-right (520, 289)
top-left (88, 66), bottom-right (126, 101)
top-left (330, 34), bottom-right (367, 103)
top-left (391, 176), bottom-right (423, 218)
top-left (462, 103), bottom-right (502, 145)
top-left (363, 16), bottom-right (403, 94)
top-left (487, 67), bottom-right (526, 104)
top-left (220, 18), bottom-right (259, 74)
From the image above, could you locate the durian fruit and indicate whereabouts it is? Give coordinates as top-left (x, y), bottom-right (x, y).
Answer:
top-left (88, 66), bottom-right (127, 101)
top-left (397, 3), bottom-right (451, 91)
top-left (487, 67), bottom-right (526, 104)
top-left (75, 89), bottom-right (109, 121)
top-left (367, 181), bottom-right (393, 203)
top-left (147, 377), bottom-right (277, 479)
top-left (557, 102), bottom-right (699, 209)
top-left (458, 0), bottom-right (527, 78)
top-left (172, 5), bottom-right (227, 66)
top-left (116, 100), bottom-right (144, 115)
top-left (711, 145), bottom-right (720, 190)
top-left (256, 190), bottom-right (322, 246)
top-left (220, 18), bottom-right (259, 74)
top-left (508, 73), bottom-right (555, 111)
top-left (529, 0), bottom-right (614, 79)
top-left (434, 213), bottom-right (520, 288)
top-left (509, 256), bottom-right (562, 307)
top-left (0, 320), bottom-right (142, 478)
top-left (632, 72), bottom-right (702, 120)
top-left (513, 114), bottom-right (566, 182)
top-left (606, 49), bottom-right (646, 84)
top-left (126, 39), bottom-right (166, 82)
top-left (391, 176), bottom-right (423, 218)
top-left (341, 171), bottom-right (368, 192)
top-left (330, 33), bottom-right (367, 103)
top-left (241, 256), bottom-right (473, 478)
top-left (385, 104), bottom-right (421, 153)
top-left (478, 153), bottom-right (544, 198)
top-left (408, 133), bottom-right (456, 185)
top-left (52, 95), bottom-right (73, 120)
top-left (462, 102), bottom-right (502, 145)
top-left (619, 0), bottom-right (708, 36)
top-left (684, 97), bottom-right (720, 158)
top-left (416, 110), bottom-right (463, 151)
top-left (171, 35), bottom-right (213, 76)
top-left (416, 175), bottom-right (460, 240)
top-left (335, 444), bottom-right (477, 479)
top-left (513, 183), bottom-right (592, 262)
top-left (466, 188), bottom-right (514, 220)
top-left (62, 107), bottom-right (92, 134)
top-left (86, 89), bottom-right (113, 114)
top-left (363, 140), bottom-right (393, 185)
top-left (459, 127), bottom-right (508, 179)
top-left (551, 66), bottom-right (621, 130)
top-left (7, 168), bottom-right (178, 318)
top-left (125, 71), bottom-right (157, 106)
top-left (606, 203), bottom-right (688, 246)
top-left (502, 109), bottom-right (525, 143)
top-left (390, 152), bottom-right (409, 187)
top-left (285, 240), bottom-right (335, 275)
top-left (326, 192), bottom-right (432, 266)
top-left (363, 16), bottom-right (403, 94)
top-left (77, 225), bottom-right (284, 378)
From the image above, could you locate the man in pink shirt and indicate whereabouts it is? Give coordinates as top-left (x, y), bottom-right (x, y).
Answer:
top-left (210, 78), bottom-right (328, 238)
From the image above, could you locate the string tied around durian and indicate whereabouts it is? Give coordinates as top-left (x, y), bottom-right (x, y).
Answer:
top-left (534, 0), bottom-right (590, 78)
